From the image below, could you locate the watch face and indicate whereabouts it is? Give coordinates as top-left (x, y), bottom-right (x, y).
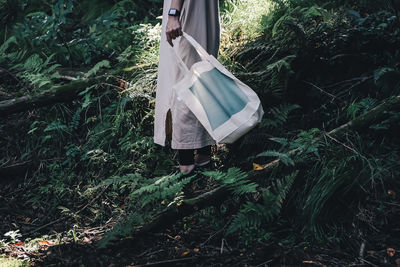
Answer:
top-left (169, 9), bottom-right (177, 15)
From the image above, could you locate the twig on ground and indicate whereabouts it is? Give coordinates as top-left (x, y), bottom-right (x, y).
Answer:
top-left (323, 131), bottom-right (360, 155)
top-left (254, 259), bottom-right (274, 267)
top-left (128, 256), bottom-right (198, 267)
top-left (303, 81), bottom-right (339, 102)
top-left (200, 218), bottom-right (232, 247)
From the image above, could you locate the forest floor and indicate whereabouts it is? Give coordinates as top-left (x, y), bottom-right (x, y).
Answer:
top-left (1, 173), bottom-right (398, 267)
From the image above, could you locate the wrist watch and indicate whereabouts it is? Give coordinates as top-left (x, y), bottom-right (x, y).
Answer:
top-left (168, 8), bottom-right (181, 17)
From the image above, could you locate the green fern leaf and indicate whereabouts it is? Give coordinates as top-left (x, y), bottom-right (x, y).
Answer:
top-left (256, 150), bottom-right (294, 166)
top-left (85, 60), bottom-right (111, 78)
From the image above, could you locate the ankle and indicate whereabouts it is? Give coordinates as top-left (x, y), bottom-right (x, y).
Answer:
top-left (179, 164), bottom-right (195, 174)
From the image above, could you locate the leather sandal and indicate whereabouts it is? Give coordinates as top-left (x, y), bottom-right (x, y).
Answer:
top-left (194, 154), bottom-right (211, 167)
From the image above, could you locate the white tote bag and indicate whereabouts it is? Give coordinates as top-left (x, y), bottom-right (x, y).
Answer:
top-left (172, 32), bottom-right (264, 144)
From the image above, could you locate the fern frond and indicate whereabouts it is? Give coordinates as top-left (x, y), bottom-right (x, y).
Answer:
top-left (88, 173), bottom-right (141, 192)
top-left (202, 167), bottom-right (258, 196)
top-left (130, 173), bottom-right (194, 208)
top-left (98, 211), bottom-right (147, 248)
top-left (0, 36), bottom-right (17, 55)
top-left (230, 180), bottom-right (259, 195)
top-left (226, 171), bottom-right (298, 235)
top-left (85, 60), bottom-right (110, 78)
top-left (256, 150), bottom-right (295, 166)
top-left (226, 202), bottom-right (265, 235)
top-left (259, 103), bottom-right (300, 129)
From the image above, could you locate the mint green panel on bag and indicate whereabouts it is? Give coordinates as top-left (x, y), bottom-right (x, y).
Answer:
top-left (189, 68), bottom-right (249, 130)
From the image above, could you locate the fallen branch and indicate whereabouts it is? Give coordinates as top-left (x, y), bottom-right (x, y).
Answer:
top-left (328, 95), bottom-right (400, 137)
top-left (106, 95), bottom-right (400, 249)
top-left (260, 95), bottom-right (400, 168)
top-left (129, 256), bottom-right (199, 267)
top-left (0, 77), bottom-right (104, 117)
top-left (0, 64), bottom-right (153, 117)
top-left (110, 186), bottom-right (229, 249)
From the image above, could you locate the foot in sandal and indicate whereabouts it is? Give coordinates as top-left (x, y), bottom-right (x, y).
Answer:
top-left (194, 153), bottom-right (211, 167)
top-left (179, 164), bottom-right (195, 174)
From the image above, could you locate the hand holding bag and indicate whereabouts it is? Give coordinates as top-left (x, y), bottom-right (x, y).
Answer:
top-left (172, 32), bottom-right (264, 144)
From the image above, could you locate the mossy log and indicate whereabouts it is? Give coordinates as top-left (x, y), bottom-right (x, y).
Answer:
top-left (0, 78), bottom-right (103, 117)
top-left (107, 186), bottom-right (229, 250)
top-left (0, 65), bottom-right (153, 117)
top-left (328, 95), bottom-right (400, 137)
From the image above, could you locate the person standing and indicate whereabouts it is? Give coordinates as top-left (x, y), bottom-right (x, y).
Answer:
top-left (154, 0), bottom-right (220, 174)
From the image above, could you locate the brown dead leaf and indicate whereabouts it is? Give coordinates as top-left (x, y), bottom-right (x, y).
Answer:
top-left (253, 163), bottom-right (264, 171)
top-left (181, 251), bottom-right (190, 257)
top-left (25, 217), bottom-right (31, 223)
top-left (193, 248), bottom-right (199, 253)
top-left (38, 240), bottom-right (53, 246)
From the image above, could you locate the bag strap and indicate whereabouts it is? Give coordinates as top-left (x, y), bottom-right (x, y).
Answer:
top-left (171, 32), bottom-right (210, 73)
top-left (182, 32), bottom-right (209, 60)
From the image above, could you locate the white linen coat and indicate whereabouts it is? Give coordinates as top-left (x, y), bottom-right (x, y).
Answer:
top-left (153, 0), bottom-right (220, 149)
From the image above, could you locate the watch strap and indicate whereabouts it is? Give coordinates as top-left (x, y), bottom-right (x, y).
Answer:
top-left (168, 8), bottom-right (181, 16)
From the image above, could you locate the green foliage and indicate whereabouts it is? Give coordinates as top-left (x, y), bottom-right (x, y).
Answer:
top-left (89, 173), bottom-right (141, 193)
top-left (256, 150), bottom-right (295, 166)
top-left (85, 60), bottom-right (110, 78)
top-left (374, 67), bottom-right (400, 95)
top-left (98, 172), bottom-right (193, 247)
top-left (295, 135), bottom-right (400, 240)
top-left (97, 211), bottom-right (147, 248)
top-left (13, 53), bottom-right (61, 89)
top-left (0, 37), bottom-right (17, 58)
top-left (226, 171), bottom-right (298, 235)
top-left (130, 173), bottom-right (193, 208)
top-left (346, 97), bottom-right (377, 119)
top-left (259, 103), bottom-right (301, 129)
top-left (203, 168), bottom-right (258, 196)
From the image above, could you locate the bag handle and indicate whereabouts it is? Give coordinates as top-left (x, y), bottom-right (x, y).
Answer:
top-left (171, 32), bottom-right (210, 73)
top-left (182, 32), bottom-right (209, 60)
